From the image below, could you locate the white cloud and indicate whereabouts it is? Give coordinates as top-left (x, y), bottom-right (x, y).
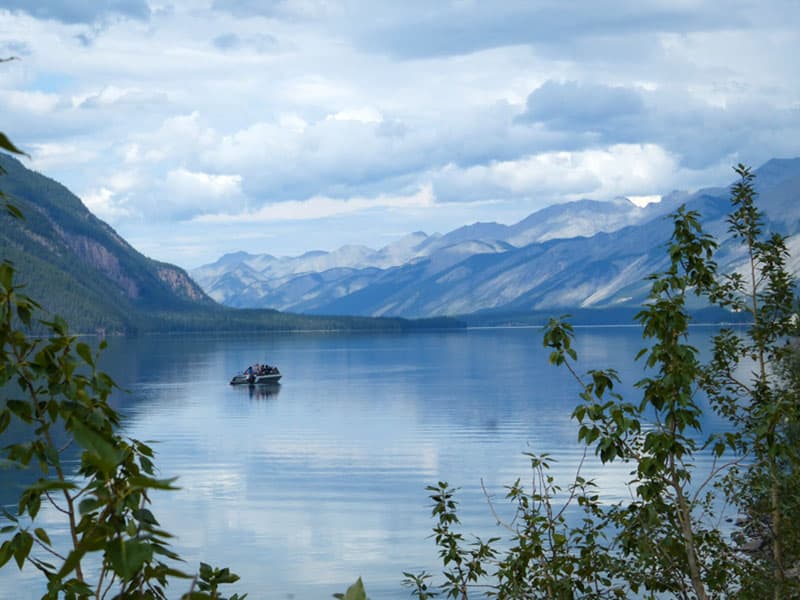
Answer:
top-left (195, 185), bottom-right (435, 224)
top-left (165, 168), bottom-right (242, 197)
top-left (194, 184), bottom-right (434, 223)
top-left (163, 168), bottom-right (244, 212)
top-left (74, 85), bottom-right (169, 109)
top-left (82, 187), bottom-right (131, 220)
top-left (0, 0), bottom-right (797, 266)
top-left (277, 113), bottom-right (308, 132)
top-left (5, 90), bottom-right (61, 113)
top-left (281, 75), bottom-right (355, 106)
top-left (328, 107), bottom-right (383, 123)
top-left (29, 141), bottom-right (96, 170)
top-left (432, 144), bottom-right (685, 203)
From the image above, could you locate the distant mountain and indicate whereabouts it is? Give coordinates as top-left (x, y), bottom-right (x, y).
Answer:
top-left (192, 159), bottom-right (800, 319)
top-left (0, 154), bottom-right (460, 333)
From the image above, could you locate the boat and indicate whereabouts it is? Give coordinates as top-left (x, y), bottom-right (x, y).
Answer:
top-left (230, 363), bottom-right (282, 385)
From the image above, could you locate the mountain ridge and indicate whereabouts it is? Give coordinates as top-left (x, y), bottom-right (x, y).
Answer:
top-left (192, 159), bottom-right (800, 319)
top-left (0, 154), bottom-right (462, 333)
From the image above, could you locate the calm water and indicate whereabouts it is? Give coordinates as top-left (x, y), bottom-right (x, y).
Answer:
top-left (0, 327), bottom-right (732, 599)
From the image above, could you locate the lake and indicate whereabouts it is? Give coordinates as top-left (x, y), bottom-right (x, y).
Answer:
top-left (0, 326), bottom-right (733, 599)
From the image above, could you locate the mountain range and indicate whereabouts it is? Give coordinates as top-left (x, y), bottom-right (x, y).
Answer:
top-left (0, 154), bottom-right (458, 334)
top-left (191, 159), bottom-right (800, 320)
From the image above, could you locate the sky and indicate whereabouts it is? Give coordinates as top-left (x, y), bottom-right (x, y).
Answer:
top-left (1, 1), bottom-right (799, 269)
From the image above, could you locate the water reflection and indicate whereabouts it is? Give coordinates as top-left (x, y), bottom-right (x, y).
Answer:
top-left (0, 327), bottom-right (731, 600)
top-left (232, 382), bottom-right (282, 401)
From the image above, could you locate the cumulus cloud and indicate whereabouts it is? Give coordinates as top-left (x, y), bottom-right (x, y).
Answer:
top-left (431, 144), bottom-right (684, 204)
top-left (347, 1), bottom-right (767, 59)
top-left (29, 141), bottom-right (96, 171)
top-left (80, 167), bottom-right (245, 223)
top-left (82, 186), bottom-right (132, 220)
top-left (1, 0), bottom-right (797, 266)
top-left (164, 168), bottom-right (243, 207)
top-left (4, 90), bottom-right (62, 114)
top-left (515, 80), bottom-right (800, 170)
top-left (519, 80), bottom-right (645, 129)
top-left (0, 0), bottom-right (150, 24)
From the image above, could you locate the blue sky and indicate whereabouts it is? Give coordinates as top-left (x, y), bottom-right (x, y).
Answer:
top-left (1, 1), bottom-right (798, 268)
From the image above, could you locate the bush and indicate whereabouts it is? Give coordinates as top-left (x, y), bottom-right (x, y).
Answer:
top-left (403, 166), bottom-right (800, 600)
top-left (0, 132), bottom-right (245, 600)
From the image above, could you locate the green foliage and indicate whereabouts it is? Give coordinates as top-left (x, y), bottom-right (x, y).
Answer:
top-left (406, 166), bottom-right (800, 599)
top-left (0, 131), bottom-right (26, 219)
top-left (1, 132), bottom-right (245, 598)
top-left (423, 482), bottom-right (498, 599)
top-left (182, 563), bottom-right (247, 600)
top-left (402, 571), bottom-right (437, 599)
top-left (697, 164), bottom-right (800, 599)
top-left (333, 577), bottom-right (368, 600)
top-left (0, 132), bottom-right (27, 158)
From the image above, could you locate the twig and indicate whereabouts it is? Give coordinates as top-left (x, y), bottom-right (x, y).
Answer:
top-left (691, 455), bottom-right (745, 506)
top-left (480, 478), bottom-right (516, 534)
top-left (44, 490), bottom-right (69, 515)
top-left (32, 536), bottom-right (66, 561)
top-left (555, 446), bottom-right (588, 521)
top-left (101, 571), bottom-right (117, 600)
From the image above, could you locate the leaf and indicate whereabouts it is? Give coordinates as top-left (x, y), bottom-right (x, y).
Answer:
top-left (107, 539), bottom-right (154, 581)
top-left (5, 202), bottom-right (23, 220)
top-left (13, 531), bottom-right (33, 569)
top-left (6, 400), bottom-right (33, 423)
top-left (0, 132), bottom-right (28, 157)
top-left (57, 548), bottom-right (87, 579)
top-left (33, 528), bottom-right (51, 546)
top-left (71, 421), bottom-right (124, 473)
top-left (133, 508), bottom-right (160, 526)
top-left (0, 541), bottom-right (13, 569)
top-left (127, 475), bottom-right (179, 491)
top-left (75, 342), bottom-right (94, 367)
top-left (16, 302), bottom-right (32, 326)
top-left (77, 497), bottom-right (102, 516)
top-left (29, 479), bottom-right (77, 493)
top-left (333, 577), bottom-right (368, 600)
top-left (0, 507), bottom-right (18, 524)
top-left (0, 410), bottom-right (10, 434)
top-left (0, 263), bottom-right (13, 290)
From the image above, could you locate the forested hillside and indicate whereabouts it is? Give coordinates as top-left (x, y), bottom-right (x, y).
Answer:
top-left (0, 154), bottom-right (460, 334)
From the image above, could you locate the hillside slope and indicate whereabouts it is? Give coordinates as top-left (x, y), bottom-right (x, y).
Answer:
top-left (0, 154), bottom-right (214, 333)
top-left (0, 155), bottom-right (460, 333)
